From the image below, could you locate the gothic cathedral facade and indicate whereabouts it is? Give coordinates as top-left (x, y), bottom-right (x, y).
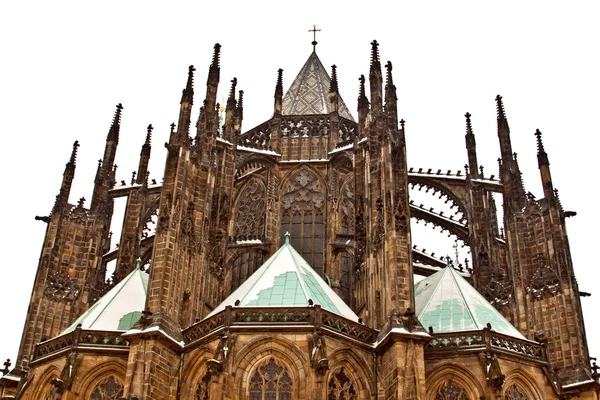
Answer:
top-left (0, 40), bottom-right (598, 399)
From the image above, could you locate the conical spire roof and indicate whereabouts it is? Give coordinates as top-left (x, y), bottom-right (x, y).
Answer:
top-left (206, 234), bottom-right (359, 322)
top-left (64, 265), bottom-right (149, 333)
top-left (282, 51), bottom-right (354, 121)
top-left (415, 266), bottom-right (524, 338)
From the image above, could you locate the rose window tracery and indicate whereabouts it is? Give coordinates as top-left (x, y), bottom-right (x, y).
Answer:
top-left (249, 358), bottom-right (293, 400)
top-left (327, 367), bottom-right (358, 400)
top-left (281, 169), bottom-right (325, 276)
top-left (89, 376), bottom-right (123, 400)
top-left (434, 380), bottom-right (469, 400)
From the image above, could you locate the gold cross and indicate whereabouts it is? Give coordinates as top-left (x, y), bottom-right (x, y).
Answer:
top-left (309, 25), bottom-right (321, 51)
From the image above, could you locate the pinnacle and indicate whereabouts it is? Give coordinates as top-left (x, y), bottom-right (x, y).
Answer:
top-left (145, 124), bottom-right (153, 145)
top-left (69, 140), bottom-right (80, 165)
top-left (329, 65), bottom-right (338, 92)
top-left (495, 94), bottom-right (506, 119)
top-left (465, 112), bottom-right (474, 136)
top-left (274, 68), bottom-right (283, 98)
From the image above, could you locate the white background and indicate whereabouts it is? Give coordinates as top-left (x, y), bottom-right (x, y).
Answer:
top-left (0, 1), bottom-right (598, 368)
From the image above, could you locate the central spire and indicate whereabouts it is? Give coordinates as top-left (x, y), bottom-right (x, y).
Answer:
top-left (281, 49), bottom-right (354, 121)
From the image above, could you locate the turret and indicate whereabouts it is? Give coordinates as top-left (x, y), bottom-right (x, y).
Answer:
top-left (136, 124), bottom-right (152, 184)
top-left (535, 129), bottom-right (554, 198)
top-left (369, 40), bottom-right (383, 115)
top-left (464, 112), bottom-right (478, 177)
top-left (328, 65), bottom-right (339, 114)
top-left (273, 68), bottom-right (283, 116)
top-left (53, 140), bottom-right (79, 214)
top-left (384, 61), bottom-right (398, 130)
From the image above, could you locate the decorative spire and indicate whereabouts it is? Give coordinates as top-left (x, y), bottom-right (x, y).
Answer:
top-left (464, 112), bottom-right (478, 176)
top-left (236, 90), bottom-right (244, 124)
top-left (274, 68), bottom-right (283, 116)
top-left (329, 65), bottom-right (338, 93)
top-left (226, 78), bottom-right (237, 111)
top-left (145, 124), bottom-right (153, 146)
top-left (208, 43), bottom-right (221, 85)
top-left (69, 140), bottom-right (80, 166)
top-left (53, 140), bottom-right (80, 213)
top-left (107, 103), bottom-right (123, 143)
top-left (535, 129), bottom-right (549, 166)
top-left (535, 129), bottom-right (553, 198)
top-left (275, 68), bottom-right (283, 98)
top-left (181, 65), bottom-right (195, 104)
top-left (369, 40), bottom-right (383, 113)
top-left (357, 74), bottom-right (370, 128)
top-left (384, 61), bottom-right (398, 123)
top-left (495, 94), bottom-right (506, 120)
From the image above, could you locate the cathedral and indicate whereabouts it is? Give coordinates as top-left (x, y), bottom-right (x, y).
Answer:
top-left (0, 38), bottom-right (598, 399)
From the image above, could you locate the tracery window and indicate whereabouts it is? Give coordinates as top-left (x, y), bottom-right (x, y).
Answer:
top-left (231, 251), bottom-right (265, 291)
top-left (281, 169), bottom-right (325, 276)
top-left (89, 376), bottom-right (123, 400)
top-left (340, 178), bottom-right (355, 235)
top-left (327, 367), bottom-right (358, 400)
top-left (234, 179), bottom-right (266, 239)
top-left (340, 251), bottom-right (354, 308)
top-left (195, 370), bottom-right (212, 400)
top-left (434, 380), bottom-right (469, 400)
top-left (504, 384), bottom-right (529, 400)
top-left (249, 358), bottom-right (293, 400)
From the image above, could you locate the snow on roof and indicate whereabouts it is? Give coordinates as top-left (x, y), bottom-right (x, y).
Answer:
top-left (415, 265), bottom-right (525, 338)
top-left (64, 265), bottom-right (148, 333)
top-left (205, 233), bottom-right (359, 322)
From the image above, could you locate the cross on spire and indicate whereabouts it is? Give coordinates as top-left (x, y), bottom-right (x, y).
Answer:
top-left (309, 25), bottom-right (321, 52)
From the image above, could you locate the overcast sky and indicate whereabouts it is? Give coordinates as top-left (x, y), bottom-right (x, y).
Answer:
top-left (0, 1), bottom-right (598, 366)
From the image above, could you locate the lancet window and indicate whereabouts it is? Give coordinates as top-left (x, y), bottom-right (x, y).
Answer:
top-left (231, 251), bottom-right (265, 291)
top-left (89, 376), bottom-right (123, 400)
top-left (434, 380), bottom-right (469, 400)
top-left (504, 384), bottom-right (529, 400)
top-left (248, 358), bottom-right (293, 400)
top-left (327, 367), bottom-right (358, 400)
top-left (281, 169), bottom-right (325, 276)
top-left (194, 370), bottom-right (212, 400)
top-left (234, 179), bottom-right (266, 239)
top-left (340, 178), bottom-right (355, 234)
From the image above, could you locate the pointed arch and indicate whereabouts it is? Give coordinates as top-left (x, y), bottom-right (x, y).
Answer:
top-left (181, 346), bottom-right (216, 400)
top-left (71, 360), bottom-right (126, 399)
top-left (327, 348), bottom-right (373, 398)
top-left (233, 335), bottom-right (308, 398)
top-left (426, 362), bottom-right (484, 400)
top-left (28, 365), bottom-right (60, 400)
top-left (279, 164), bottom-right (327, 276)
top-left (502, 367), bottom-right (544, 400)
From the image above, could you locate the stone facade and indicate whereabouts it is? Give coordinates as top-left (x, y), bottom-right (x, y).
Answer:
top-left (1, 40), bottom-right (598, 400)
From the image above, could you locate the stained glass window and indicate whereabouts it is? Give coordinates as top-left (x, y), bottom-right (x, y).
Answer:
top-left (281, 170), bottom-right (325, 276)
top-left (504, 384), bottom-right (528, 400)
top-left (194, 370), bottom-right (212, 400)
top-left (231, 251), bottom-right (265, 291)
top-left (248, 358), bottom-right (293, 400)
top-left (89, 376), bottom-right (123, 400)
top-left (327, 367), bottom-right (358, 400)
top-left (434, 380), bottom-right (469, 400)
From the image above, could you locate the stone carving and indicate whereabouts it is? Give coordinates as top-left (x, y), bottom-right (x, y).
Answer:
top-left (44, 269), bottom-right (80, 302)
top-left (527, 264), bottom-right (560, 300)
top-left (206, 330), bottom-right (237, 375)
top-left (479, 351), bottom-right (505, 395)
top-left (328, 367), bottom-right (357, 400)
top-left (308, 332), bottom-right (329, 375)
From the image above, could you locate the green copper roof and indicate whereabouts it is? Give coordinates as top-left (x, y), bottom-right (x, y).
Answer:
top-left (282, 51), bottom-right (354, 121)
top-left (206, 234), bottom-right (359, 322)
top-left (64, 265), bottom-right (148, 333)
top-left (415, 266), bottom-right (524, 338)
